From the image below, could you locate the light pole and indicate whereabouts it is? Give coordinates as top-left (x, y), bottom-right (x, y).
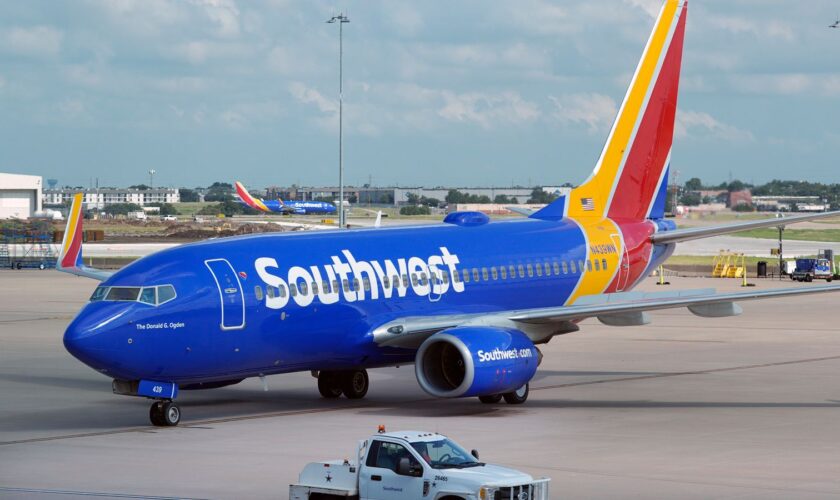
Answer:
top-left (149, 169), bottom-right (156, 189)
top-left (327, 13), bottom-right (349, 228)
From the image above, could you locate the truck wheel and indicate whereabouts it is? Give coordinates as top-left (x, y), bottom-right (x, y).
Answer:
top-left (341, 369), bottom-right (369, 399)
top-left (503, 383), bottom-right (529, 405)
top-left (478, 394), bottom-right (503, 404)
top-left (828, 277), bottom-right (833, 283)
top-left (317, 371), bottom-right (343, 398)
top-left (806, 275), bottom-right (813, 282)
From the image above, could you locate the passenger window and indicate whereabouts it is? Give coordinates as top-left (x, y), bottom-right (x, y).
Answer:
top-left (553, 261), bottom-right (560, 275)
top-left (322, 280), bottom-right (330, 293)
top-left (363, 277), bottom-right (371, 291)
top-left (545, 262), bottom-right (552, 275)
top-left (420, 273), bottom-right (428, 286)
top-left (442, 272), bottom-right (450, 284)
top-left (402, 274), bottom-right (409, 288)
top-left (311, 281), bottom-right (319, 295)
top-left (266, 286), bottom-right (275, 299)
top-left (333, 280), bottom-right (340, 292)
top-left (491, 267), bottom-right (498, 280)
top-left (587, 260), bottom-right (593, 272)
top-left (383, 276), bottom-right (391, 288)
top-left (602, 259), bottom-right (608, 270)
top-left (570, 261), bottom-right (577, 273)
top-left (562, 261), bottom-right (568, 274)
top-left (139, 287), bottom-right (156, 305)
top-left (472, 269), bottom-right (480, 282)
top-left (500, 266), bottom-right (507, 279)
top-left (527, 264), bottom-right (534, 277)
top-left (343, 279), bottom-right (350, 292)
top-left (300, 282), bottom-right (309, 295)
top-left (517, 265), bottom-right (525, 278)
top-left (462, 269), bottom-right (471, 283)
top-left (290, 284), bottom-right (298, 296)
top-left (278, 285), bottom-right (287, 298)
top-left (535, 263), bottom-right (543, 277)
top-left (90, 286), bottom-right (109, 302)
top-left (594, 260), bottom-right (600, 271)
top-left (352, 278), bottom-right (360, 291)
top-left (452, 271), bottom-right (460, 283)
top-left (509, 265), bottom-right (515, 278)
top-left (254, 286), bottom-right (264, 301)
top-left (411, 273), bottom-right (419, 287)
top-left (481, 267), bottom-right (489, 281)
top-left (579, 260), bottom-right (585, 273)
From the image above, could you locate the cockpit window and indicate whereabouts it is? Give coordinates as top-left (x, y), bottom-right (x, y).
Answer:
top-left (90, 285), bottom-right (176, 306)
top-left (90, 286), bottom-right (109, 302)
top-left (157, 285), bottom-right (176, 304)
top-left (139, 287), bottom-right (156, 305)
top-left (106, 287), bottom-right (141, 301)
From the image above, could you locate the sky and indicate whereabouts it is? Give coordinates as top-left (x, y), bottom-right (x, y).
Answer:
top-left (0, 0), bottom-right (838, 190)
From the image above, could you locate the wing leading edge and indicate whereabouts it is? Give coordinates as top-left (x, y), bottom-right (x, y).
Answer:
top-left (652, 210), bottom-right (840, 244)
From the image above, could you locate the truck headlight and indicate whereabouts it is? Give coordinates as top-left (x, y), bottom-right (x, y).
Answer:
top-left (479, 486), bottom-right (497, 500)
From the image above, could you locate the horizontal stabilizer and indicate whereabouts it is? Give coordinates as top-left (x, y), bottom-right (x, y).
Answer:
top-left (652, 211), bottom-right (840, 244)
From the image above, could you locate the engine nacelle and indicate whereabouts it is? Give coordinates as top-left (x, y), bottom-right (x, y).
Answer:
top-left (415, 326), bottom-right (538, 398)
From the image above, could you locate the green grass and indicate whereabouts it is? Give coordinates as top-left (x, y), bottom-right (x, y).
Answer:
top-left (732, 228), bottom-right (840, 242)
top-left (172, 202), bottom-right (214, 217)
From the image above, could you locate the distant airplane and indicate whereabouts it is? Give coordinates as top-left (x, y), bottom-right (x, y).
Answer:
top-left (55, 0), bottom-right (840, 428)
top-left (235, 181), bottom-right (336, 215)
top-left (830, 15), bottom-right (839, 28)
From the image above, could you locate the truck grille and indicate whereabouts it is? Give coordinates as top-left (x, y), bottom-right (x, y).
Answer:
top-left (493, 479), bottom-right (550, 500)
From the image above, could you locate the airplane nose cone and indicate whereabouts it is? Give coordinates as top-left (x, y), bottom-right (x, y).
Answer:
top-left (64, 318), bottom-right (109, 370)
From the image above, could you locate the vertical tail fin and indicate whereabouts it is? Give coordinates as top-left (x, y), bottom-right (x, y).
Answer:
top-left (234, 181), bottom-right (270, 212)
top-left (57, 193), bottom-right (112, 280)
top-left (532, 0), bottom-right (686, 221)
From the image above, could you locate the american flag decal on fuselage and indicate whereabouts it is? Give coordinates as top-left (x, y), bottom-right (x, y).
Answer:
top-left (580, 197), bottom-right (594, 211)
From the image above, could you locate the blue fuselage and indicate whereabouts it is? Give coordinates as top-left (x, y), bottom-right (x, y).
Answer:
top-left (64, 216), bottom-right (672, 386)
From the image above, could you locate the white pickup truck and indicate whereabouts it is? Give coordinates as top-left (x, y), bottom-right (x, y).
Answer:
top-left (289, 428), bottom-right (549, 500)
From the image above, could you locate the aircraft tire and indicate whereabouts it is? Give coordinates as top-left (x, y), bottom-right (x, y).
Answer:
top-left (341, 369), bottom-right (369, 399)
top-left (149, 402), bottom-right (165, 426)
top-left (502, 383), bottom-right (529, 405)
top-left (161, 401), bottom-right (181, 426)
top-left (317, 371), bottom-right (343, 398)
top-left (478, 394), bottom-right (503, 404)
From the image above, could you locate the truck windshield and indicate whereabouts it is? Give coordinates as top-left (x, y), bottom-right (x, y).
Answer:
top-left (410, 438), bottom-right (480, 469)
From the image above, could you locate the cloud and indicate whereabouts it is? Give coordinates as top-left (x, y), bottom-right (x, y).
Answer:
top-left (2, 26), bottom-right (63, 57)
top-left (707, 15), bottom-right (794, 42)
top-left (729, 73), bottom-right (840, 97)
top-left (675, 110), bottom-right (753, 142)
top-left (190, 0), bottom-right (241, 37)
top-left (622, 0), bottom-right (661, 18)
top-left (438, 91), bottom-right (540, 129)
top-left (548, 93), bottom-right (617, 133)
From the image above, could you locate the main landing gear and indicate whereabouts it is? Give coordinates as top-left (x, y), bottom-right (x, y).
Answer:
top-left (149, 400), bottom-right (181, 426)
top-left (478, 383), bottom-right (529, 405)
top-left (317, 369), bottom-right (369, 399)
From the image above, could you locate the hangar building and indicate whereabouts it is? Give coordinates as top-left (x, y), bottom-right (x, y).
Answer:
top-left (0, 173), bottom-right (42, 219)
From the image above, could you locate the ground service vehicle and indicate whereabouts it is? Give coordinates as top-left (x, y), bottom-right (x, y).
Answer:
top-left (792, 258), bottom-right (834, 282)
top-left (289, 428), bottom-right (549, 500)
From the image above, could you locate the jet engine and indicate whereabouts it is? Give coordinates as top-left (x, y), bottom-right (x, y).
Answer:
top-left (415, 326), bottom-right (538, 398)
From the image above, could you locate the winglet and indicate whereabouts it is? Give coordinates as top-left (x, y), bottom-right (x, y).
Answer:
top-left (56, 193), bottom-right (113, 281)
top-left (374, 211), bottom-right (382, 228)
top-left (234, 181), bottom-right (270, 212)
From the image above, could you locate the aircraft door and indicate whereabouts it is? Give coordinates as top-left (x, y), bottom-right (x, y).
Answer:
top-left (610, 233), bottom-right (630, 292)
top-left (205, 258), bottom-right (245, 330)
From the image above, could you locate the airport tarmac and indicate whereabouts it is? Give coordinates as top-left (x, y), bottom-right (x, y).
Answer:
top-left (1, 272), bottom-right (840, 499)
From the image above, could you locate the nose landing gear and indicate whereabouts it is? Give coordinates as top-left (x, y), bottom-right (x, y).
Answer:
top-left (150, 400), bottom-right (181, 426)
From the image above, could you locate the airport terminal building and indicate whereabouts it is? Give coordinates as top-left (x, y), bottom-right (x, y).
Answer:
top-left (0, 172), bottom-right (42, 219)
top-left (44, 187), bottom-right (180, 210)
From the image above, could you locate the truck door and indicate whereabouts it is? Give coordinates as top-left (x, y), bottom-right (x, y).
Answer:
top-left (204, 258), bottom-right (245, 330)
top-left (362, 440), bottom-right (426, 500)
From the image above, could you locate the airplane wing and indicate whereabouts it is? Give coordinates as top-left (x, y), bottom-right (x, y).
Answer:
top-left (56, 193), bottom-right (114, 281)
top-left (652, 210), bottom-right (840, 244)
top-left (372, 284), bottom-right (840, 348)
top-left (506, 206), bottom-right (536, 216)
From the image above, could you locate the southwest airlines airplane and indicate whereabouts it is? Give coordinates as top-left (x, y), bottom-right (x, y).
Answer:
top-left (235, 181), bottom-right (336, 215)
top-left (58, 1), bottom-right (840, 427)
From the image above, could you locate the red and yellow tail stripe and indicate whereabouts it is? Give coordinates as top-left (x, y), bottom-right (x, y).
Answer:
top-left (59, 193), bottom-right (84, 269)
top-left (568, 0), bottom-right (685, 221)
top-left (235, 181), bottom-right (270, 212)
